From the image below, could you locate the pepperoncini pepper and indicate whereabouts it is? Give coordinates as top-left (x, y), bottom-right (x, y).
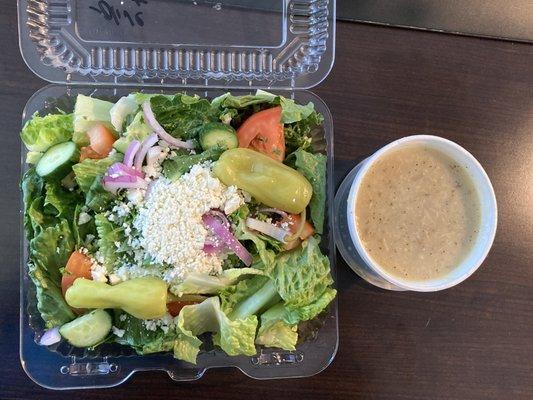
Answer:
top-left (213, 148), bottom-right (312, 214)
top-left (65, 277), bottom-right (168, 319)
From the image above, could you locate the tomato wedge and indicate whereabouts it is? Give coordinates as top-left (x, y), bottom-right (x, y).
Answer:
top-left (80, 146), bottom-right (105, 161)
top-left (61, 251), bottom-right (93, 297)
top-left (167, 301), bottom-right (199, 317)
top-left (237, 106), bottom-right (285, 161)
top-left (85, 123), bottom-right (116, 158)
top-left (283, 214), bottom-right (315, 241)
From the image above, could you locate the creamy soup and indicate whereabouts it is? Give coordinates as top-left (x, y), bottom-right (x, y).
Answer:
top-left (355, 144), bottom-right (481, 281)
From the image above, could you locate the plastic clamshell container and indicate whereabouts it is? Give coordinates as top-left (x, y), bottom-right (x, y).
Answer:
top-left (18, 0), bottom-right (337, 389)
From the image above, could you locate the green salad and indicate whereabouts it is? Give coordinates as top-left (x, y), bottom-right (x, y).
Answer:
top-left (21, 90), bottom-right (336, 364)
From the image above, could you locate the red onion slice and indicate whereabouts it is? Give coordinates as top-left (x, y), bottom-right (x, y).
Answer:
top-left (208, 209), bottom-right (231, 229)
top-left (39, 327), bottom-right (61, 346)
top-left (202, 213), bottom-right (252, 266)
top-left (246, 217), bottom-right (289, 243)
top-left (124, 140), bottom-right (141, 167)
top-left (142, 102), bottom-right (196, 149)
top-left (134, 133), bottom-right (159, 171)
top-left (103, 175), bottom-right (148, 194)
top-left (107, 162), bottom-right (144, 179)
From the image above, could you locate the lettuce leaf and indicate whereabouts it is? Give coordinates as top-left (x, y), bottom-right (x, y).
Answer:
top-left (283, 110), bottom-right (324, 154)
top-left (110, 95), bottom-right (139, 132)
top-left (287, 149), bottom-right (327, 234)
top-left (27, 196), bottom-right (56, 236)
top-left (273, 237), bottom-right (333, 310)
top-left (113, 111), bottom-right (152, 153)
top-left (44, 181), bottom-right (81, 221)
top-left (211, 89), bottom-right (317, 124)
top-left (150, 94), bottom-right (216, 141)
top-left (85, 174), bottom-right (115, 212)
top-left (21, 113), bottom-right (73, 152)
top-left (73, 204), bottom-right (96, 249)
top-left (223, 237), bottom-right (333, 321)
top-left (229, 205), bottom-right (277, 271)
top-left (162, 147), bottom-right (223, 181)
top-left (72, 153), bottom-right (122, 193)
top-left (28, 220), bottom-right (75, 328)
top-left (21, 168), bottom-right (44, 239)
top-left (223, 277), bottom-right (280, 321)
top-left (114, 312), bottom-right (178, 354)
top-left (255, 303), bottom-right (298, 351)
top-left (170, 268), bottom-right (265, 297)
top-left (94, 213), bottom-right (126, 271)
top-left (174, 297), bottom-right (257, 364)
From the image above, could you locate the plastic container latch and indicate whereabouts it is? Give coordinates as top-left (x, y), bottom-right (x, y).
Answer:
top-left (59, 356), bottom-right (118, 376)
top-left (252, 351), bottom-right (304, 366)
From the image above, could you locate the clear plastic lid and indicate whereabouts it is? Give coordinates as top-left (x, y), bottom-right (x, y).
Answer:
top-left (18, 0), bottom-right (335, 89)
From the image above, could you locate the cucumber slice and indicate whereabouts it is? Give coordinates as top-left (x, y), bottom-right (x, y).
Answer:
top-left (59, 309), bottom-right (112, 348)
top-left (36, 141), bottom-right (78, 178)
top-left (199, 122), bottom-right (238, 151)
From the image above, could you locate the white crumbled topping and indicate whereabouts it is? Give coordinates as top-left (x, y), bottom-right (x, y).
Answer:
top-left (108, 273), bottom-right (122, 285)
top-left (90, 260), bottom-right (108, 282)
top-left (112, 326), bottom-right (125, 338)
top-left (84, 234), bottom-right (96, 247)
top-left (143, 313), bottom-right (175, 334)
top-left (119, 314), bottom-right (127, 322)
top-left (143, 147), bottom-right (169, 179)
top-left (108, 148), bottom-right (117, 157)
top-left (112, 202), bottom-right (132, 217)
top-left (240, 190), bottom-right (252, 203)
top-left (132, 163), bottom-right (243, 281)
top-left (126, 188), bottom-right (146, 205)
top-left (77, 212), bottom-right (91, 225)
top-left (223, 186), bottom-right (244, 215)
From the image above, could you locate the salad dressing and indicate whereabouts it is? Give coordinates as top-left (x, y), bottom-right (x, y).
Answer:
top-left (355, 144), bottom-right (481, 281)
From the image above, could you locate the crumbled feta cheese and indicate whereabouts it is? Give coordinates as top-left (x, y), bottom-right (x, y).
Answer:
top-left (223, 185), bottom-right (244, 215)
top-left (126, 188), bottom-right (145, 205)
top-left (77, 212), bottom-right (91, 225)
top-left (142, 313), bottom-right (175, 333)
top-left (108, 274), bottom-right (122, 285)
top-left (90, 258), bottom-right (108, 282)
top-left (112, 326), bottom-right (125, 338)
top-left (133, 164), bottom-right (243, 281)
top-left (119, 314), bottom-right (127, 322)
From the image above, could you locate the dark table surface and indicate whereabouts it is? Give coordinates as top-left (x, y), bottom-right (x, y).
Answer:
top-left (1, 2), bottom-right (532, 399)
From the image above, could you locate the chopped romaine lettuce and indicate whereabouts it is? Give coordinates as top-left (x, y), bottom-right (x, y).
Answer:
top-left (73, 94), bottom-right (115, 133)
top-left (287, 149), bottom-right (327, 234)
top-left (255, 303), bottom-right (298, 351)
top-left (170, 268), bottom-right (265, 297)
top-left (28, 219), bottom-right (75, 328)
top-left (162, 147), bottom-right (223, 181)
top-left (150, 94), bottom-right (216, 141)
top-left (21, 112), bottom-right (73, 152)
top-left (110, 95), bottom-right (139, 132)
top-left (43, 181), bottom-right (81, 221)
top-left (94, 213), bottom-right (126, 271)
top-left (113, 111), bottom-right (152, 153)
top-left (114, 312), bottom-right (178, 354)
top-left (174, 297), bottom-right (257, 364)
top-left (72, 153), bottom-right (122, 193)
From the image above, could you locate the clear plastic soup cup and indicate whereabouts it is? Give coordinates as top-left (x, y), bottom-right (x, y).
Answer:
top-left (335, 135), bottom-right (498, 292)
